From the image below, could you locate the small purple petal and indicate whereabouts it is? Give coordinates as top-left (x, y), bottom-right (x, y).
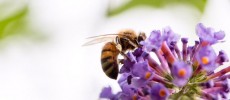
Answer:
top-left (133, 48), bottom-right (143, 57)
top-left (214, 31), bottom-right (225, 40)
top-left (132, 61), bottom-right (154, 80)
top-left (120, 53), bottom-right (136, 73)
top-left (118, 73), bottom-right (131, 85)
top-left (119, 83), bottom-right (138, 100)
top-left (196, 23), bottom-right (224, 44)
top-left (163, 26), bottom-right (180, 46)
top-left (131, 77), bottom-right (147, 88)
top-left (127, 52), bottom-right (137, 63)
top-left (120, 60), bottom-right (133, 73)
top-left (141, 30), bottom-right (164, 52)
top-left (100, 86), bottom-right (114, 99)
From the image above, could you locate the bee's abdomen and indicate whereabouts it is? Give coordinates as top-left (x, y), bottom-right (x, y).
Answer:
top-left (101, 42), bottom-right (119, 79)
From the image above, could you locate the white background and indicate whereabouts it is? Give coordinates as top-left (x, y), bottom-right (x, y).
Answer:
top-left (0, 0), bottom-right (230, 100)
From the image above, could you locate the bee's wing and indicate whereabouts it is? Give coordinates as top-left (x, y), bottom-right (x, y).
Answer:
top-left (82, 34), bottom-right (118, 46)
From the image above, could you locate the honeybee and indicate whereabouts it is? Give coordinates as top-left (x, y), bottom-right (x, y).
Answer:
top-left (83, 29), bottom-right (146, 79)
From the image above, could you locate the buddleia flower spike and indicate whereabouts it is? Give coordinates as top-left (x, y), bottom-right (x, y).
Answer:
top-left (99, 23), bottom-right (230, 100)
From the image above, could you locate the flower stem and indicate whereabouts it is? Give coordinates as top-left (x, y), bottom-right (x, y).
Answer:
top-left (207, 66), bottom-right (230, 80)
top-left (161, 41), bottom-right (176, 65)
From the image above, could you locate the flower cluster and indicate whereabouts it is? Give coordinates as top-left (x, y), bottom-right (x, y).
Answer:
top-left (99, 23), bottom-right (229, 100)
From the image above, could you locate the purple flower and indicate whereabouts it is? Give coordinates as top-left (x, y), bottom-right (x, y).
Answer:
top-left (119, 70), bottom-right (149, 88)
top-left (163, 26), bottom-right (180, 47)
top-left (132, 61), bottom-right (154, 80)
top-left (172, 61), bottom-right (192, 87)
top-left (150, 83), bottom-right (169, 100)
top-left (119, 83), bottom-right (139, 100)
top-left (133, 48), bottom-right (143, 57)
top-left (195, 46), bottom-right (217, 72)
top-left (116, 74), bottom-right (141, 100)
top-left (120, 60), bottom-right (134, 73)
top-left (196, 23), bottom-right (225, 44)
top-left (130, 77), bottom-right (148, 88)
top-left (120, 52), bottom-right (136, 73)
top-left (118, 73), bottom-right (132, 85)
top-left (132, 48), bottom-right (149, 62)
top-left (141, 30), bottom-right (164, 52)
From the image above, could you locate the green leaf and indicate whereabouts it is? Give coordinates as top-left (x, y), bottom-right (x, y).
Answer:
top-left (0, 6), bottom-right (28, 40)
top-left (0, 5), bottom-right (47, 44)
top-left (107, 0), bottom-right (207, 17)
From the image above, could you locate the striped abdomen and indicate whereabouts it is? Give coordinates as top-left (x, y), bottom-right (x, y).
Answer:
top-left (101, 42), bottom-right (120, 79)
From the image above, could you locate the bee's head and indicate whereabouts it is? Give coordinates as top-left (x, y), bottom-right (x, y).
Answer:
top-left (116, 30), bottom-right (147, 51)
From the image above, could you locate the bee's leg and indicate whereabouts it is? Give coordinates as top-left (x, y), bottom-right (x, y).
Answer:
top-left (117, 59), bottom-right (124, 64)
top-left (116, 44), bottom-right (126, 58)
top-left (115, 37), bottom-right (131, 60)
top-left (116, 44), bottom-right (130, 60)
top-left (120, 52), bottom-right (128, 59)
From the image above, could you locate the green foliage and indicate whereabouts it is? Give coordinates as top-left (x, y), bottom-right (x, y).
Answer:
top-left (107, 0), bottom-right (207, 16)
top-left (0, 6), bottom-right (46, 43)
top-left (0, 7), bottom-right (28, 40)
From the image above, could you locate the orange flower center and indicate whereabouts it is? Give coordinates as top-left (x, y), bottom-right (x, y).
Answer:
top-left (178, 69), bottom-right (186, 77)
top-left (201, 41), bottom-right (209, 46)
top-left (145, 72), bottom-right (151, 79)
top-left (159, 89), bottom-right (166, 97)
top-left (201, 56), bottom-right (209, 65)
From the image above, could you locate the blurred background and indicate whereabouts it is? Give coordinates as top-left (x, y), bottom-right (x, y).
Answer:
top-left (0, 0), bottom-right (230, 100)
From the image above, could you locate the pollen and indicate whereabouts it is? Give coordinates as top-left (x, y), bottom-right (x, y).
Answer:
top-left (145, 71), bottom-right (152, 79)
top-left (159, 89), bottom-right (166, 97)
top-left (178, 69), bottom-right (186, 77)
top-left (201, 56), bottom-right (209, 65)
